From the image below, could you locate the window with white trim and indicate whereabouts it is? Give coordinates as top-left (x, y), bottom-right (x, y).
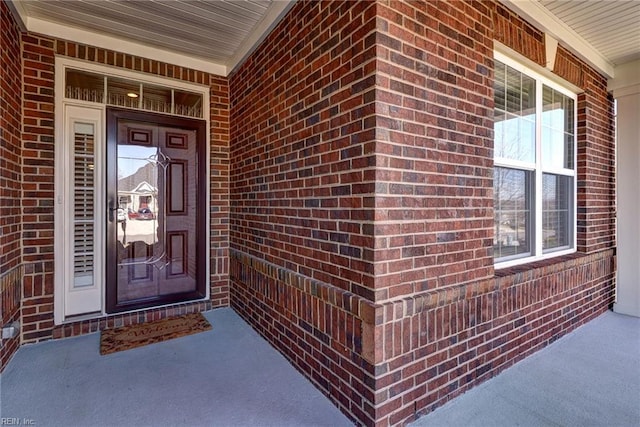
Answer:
top-left (493, 53), bottom-right (577, 267)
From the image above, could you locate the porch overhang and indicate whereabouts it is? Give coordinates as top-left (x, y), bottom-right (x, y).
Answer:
top-left (6, 0), bottom-right (296, 76)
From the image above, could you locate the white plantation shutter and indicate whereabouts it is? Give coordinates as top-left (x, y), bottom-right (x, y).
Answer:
top-left (73, 123), bottom-right (95, 287)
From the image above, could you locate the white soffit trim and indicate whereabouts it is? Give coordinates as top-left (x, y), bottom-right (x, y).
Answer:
top-left (27, 17), bottom-right (227, 76)
top-left (608, 59), bottom-right (640, 96)
top-left (227, 0), bottom-right (296, 73)
top-left (500, 0), bottom-right (615, 79)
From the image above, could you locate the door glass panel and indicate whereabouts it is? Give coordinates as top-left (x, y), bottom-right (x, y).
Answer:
top-left (114, 119), bottom-right (198, 306)
top-left (73, 122), bottom-right (96, 288)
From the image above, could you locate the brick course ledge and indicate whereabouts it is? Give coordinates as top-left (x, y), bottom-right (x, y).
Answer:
top-left (494, 251), bottom-right (595, 277)
top-left (373, 249), bottom-right (615, 425)
top-left (230, 248), bottom-right (379, 424)
top-left (0, 265), bottom-right (24, 372)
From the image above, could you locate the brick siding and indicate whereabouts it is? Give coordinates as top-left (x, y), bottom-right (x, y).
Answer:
top-left (0, 0), bottom-right (617, 425)
top-left (375, 251), bottom-right (614, 425)
top-left (21, 33), bottom-right (57, 344)
top-left (372, 0), bottom-right (495, 300)
top-left (230, 1), bottom-right (615, 426)
top-left (51, 300), bottom-right (212, 339)
top-left (229, 1), bottom-right (380, 422)
top-left (0, 0), bottom-right (24, 371)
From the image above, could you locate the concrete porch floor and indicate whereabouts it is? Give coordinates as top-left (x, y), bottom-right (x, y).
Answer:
top-left (0, 308), bottom-right (638, 426)
top-left (411, 310), bottom-right (640, 426)
top-left (0, 308), bottom-right (352, 426)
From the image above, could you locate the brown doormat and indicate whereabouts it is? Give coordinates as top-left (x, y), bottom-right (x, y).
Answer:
top-left (100, 312), bottom-right (212, 355)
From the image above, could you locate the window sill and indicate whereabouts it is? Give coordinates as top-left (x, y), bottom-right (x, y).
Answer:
top-left (494, 252), bottom-right (584, 277)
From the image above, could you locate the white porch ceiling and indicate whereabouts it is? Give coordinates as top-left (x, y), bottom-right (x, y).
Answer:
top-left (7, 0), bottom-right (640, 79)
top-left (8, 0), bottom-right (294, 76)
top-left (539, 0), bottom-right (640, 66)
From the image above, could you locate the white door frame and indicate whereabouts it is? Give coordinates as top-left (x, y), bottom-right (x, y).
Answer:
top-left (53, 57), bottom-right (211, 324)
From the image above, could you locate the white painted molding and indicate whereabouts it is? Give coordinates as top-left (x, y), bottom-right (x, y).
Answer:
top-left (11, 0), bottom-right (295, 77)
top-left (27, 17), bottom-right (228, 76)
top-left (6, 0), bottom-right (27, 31)
top-left (608, 59), bottom-right (640, 95)
top-left (500, 0), bottom-right (615, 79)
top-left (227, 0), bottom-right (296, 74)
top-left (544, 33), bottom-right (558, 71)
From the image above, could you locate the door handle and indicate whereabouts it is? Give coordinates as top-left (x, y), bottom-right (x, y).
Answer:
top-left (108, 199), bottom-right (116, 222)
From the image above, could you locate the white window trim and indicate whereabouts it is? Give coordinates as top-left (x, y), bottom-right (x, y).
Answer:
top-left (54, 56), bottom-right (211, 324)
top-left (494, 51), bottom-right (578, 269)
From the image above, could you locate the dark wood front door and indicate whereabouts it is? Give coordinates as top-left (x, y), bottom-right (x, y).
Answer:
top-left (106, 108), bottom-right (206, 313)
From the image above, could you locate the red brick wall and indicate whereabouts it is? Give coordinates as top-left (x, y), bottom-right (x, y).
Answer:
top-left (229, 0), bottom-right (380, 423)
top-left (376, 251), bottom-right (614, 425)
top-left (17, 34), bottom-right (230, 343)
top-left (230, 0), bottom-right (378, 300)
top-left (573, 52), bottom-right (616, 253)
top-left (370, 1), bottom-right (616, 425)
top-left (0, 0), bottom-right (24, 371)
top-left (0, 0), bottom-right (617, 423)
top-left (21, 33), bottom-right (56, 343)
top-left (372, 0), bottom-right (495, 300)
top-left (229, 1), bottom-right (615, 426)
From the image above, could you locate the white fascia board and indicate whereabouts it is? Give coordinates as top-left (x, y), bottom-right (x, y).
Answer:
top-left (500, 0), bottom-right (615, 79)
top-left (227, 0), bottom-right (296, 74)
top-left (6, 0), bottom-right (28, 31)
top-left (27, 17), bottom-right (227, 76)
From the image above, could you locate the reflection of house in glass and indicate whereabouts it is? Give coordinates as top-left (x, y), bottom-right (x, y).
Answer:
top-left (118, 162), bottom-right (158, 218)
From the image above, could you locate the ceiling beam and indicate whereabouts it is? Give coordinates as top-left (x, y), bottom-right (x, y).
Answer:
top-left (500, 0), bottom-right (615, 79)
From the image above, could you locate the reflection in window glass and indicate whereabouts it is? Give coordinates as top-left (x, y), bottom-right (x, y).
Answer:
top-left (542, 174), bottom-right (572, 250)
top-left (519, 117), bottom-right (535, 162)
top-left (493, 167), bottom-right (532, 259)
top-left (117, 145), bottom-right (159, 246)
top-left (494, 113), bottom-right (535, 163)
top-left (542, 85), bottom-right (575, 170)
top-left (494, 63), bottom-right (536, 164)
